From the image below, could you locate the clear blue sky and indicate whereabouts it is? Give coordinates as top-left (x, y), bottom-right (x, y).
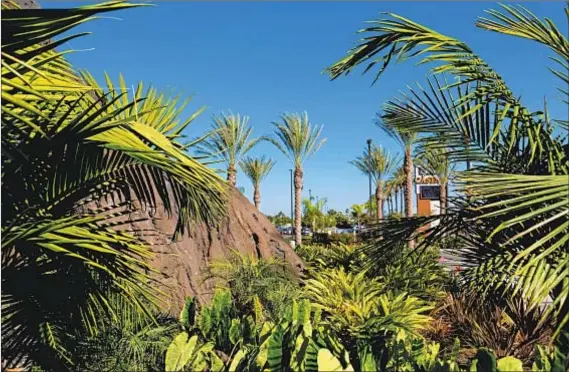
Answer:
top-left (43, 1), bottom-right (568, 216)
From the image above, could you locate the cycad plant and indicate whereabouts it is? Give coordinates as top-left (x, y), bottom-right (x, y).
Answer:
top-left (1, 2), bottom-right (226, 369)
top-left (239, 156), bottom-right (276, 210)
top-left (326, 3), bottom-right (569, 336)
top-left (351, 144), bottom-right (396, 220)
top-left (203, 251), bottom-right (300, 321)
top-left (195, 112), bottom-right (262, 186)
top-left (268, 112), bottom-right (327, 245)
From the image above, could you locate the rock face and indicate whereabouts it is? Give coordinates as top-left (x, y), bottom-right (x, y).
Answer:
top-left (89, 187), bottom-right (303, 315)
top-left (146, 188), bottom-right (303, 314)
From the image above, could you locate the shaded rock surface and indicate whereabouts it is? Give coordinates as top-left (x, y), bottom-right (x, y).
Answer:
top-left (88, 187), bottom-right (303, 315)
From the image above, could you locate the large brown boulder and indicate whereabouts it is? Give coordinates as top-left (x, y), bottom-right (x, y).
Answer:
top-left (146, 187), bottom-right (303, 314)
top-left (87, 186), bottom-right (303, 315)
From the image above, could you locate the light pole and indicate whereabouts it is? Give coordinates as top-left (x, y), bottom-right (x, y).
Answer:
top-left (309, 189), bottom-right (313, 201)
top-left (367, 139), bottom-right (373, 222)
top-left (289, 169), bottom-right (294, 236)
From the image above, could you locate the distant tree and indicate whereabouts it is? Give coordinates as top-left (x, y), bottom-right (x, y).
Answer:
top-left (268, 112), bottom-right (326, 244)
top-left (195, 112), bottom-right (262, 186)
top-left (351, 204), bottom-right (365, 227)
top-left (351, 144), bottom-right (396, 220)
top-left (302, 198), bottom-right (335, 232)
top-left (268, 211), bottom-right (292, 226)
top-left (327, 209), bottom-right (350, 228)
top-left (240, 156), bottom-right (276, 210)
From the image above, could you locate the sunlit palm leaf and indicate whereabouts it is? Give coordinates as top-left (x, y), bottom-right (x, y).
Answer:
top-left (240, 156), bottom-right (276, 188)
top-left (268, 112), bottom-right (327, 167)
top-left (194, 112), bottom-right (263, 174)
top-left (476, 3), bottom-right (569, 106)
top-left (2, 2), bottom-right (228, 369)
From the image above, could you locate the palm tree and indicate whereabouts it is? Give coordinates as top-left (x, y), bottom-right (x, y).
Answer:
top-left (2, 3), bottom-right (226, 369)
top-left (268, 112), bottom-right (327, 245)
top-left (384, 181), bottom-right (395, 215)
top-left (195, 112), bottom-right (262, 186)
top-left (351, 204), bottom-right (365, 227)
top-left (415, 146), bottom-right (455, 214)
top-left (326, 3), bottom-right (569, 335)
top-left (392, 166), bottom-right (406, 214)
top-left (373, 119), bottom-right (417, 219)
top-left (350, 144), bottom-right (396, 220)
top-left (239, 156), bottom-right (276, 210)
top-left (302, 197), bottom-right (331, 232)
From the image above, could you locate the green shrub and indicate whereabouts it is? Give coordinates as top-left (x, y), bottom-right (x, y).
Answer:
top-left (329, 233), bottom-right (358, 245)
top-left (203, 250), bottom-right (300, 320)
top-left (378, 246), bottom-right (450, 302)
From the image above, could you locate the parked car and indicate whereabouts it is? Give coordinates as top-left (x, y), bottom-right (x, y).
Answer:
top-left (335, 227), bottom-right (354, 234)
top-left (276, 225), bottom-right (293, 235)
top-left (301, 227), bottom-right (312, 236)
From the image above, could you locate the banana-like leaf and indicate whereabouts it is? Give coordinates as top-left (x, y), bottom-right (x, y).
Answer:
top-left (165, 333), bottom-right (198, 371)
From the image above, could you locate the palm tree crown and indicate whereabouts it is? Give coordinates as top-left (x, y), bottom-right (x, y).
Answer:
top-left (268, 112), bottom-right (327, 167)
top-left (351, 144), bottom-right (396, 184)
top-left (195, 112), bottom-right (262, 186)
top-left (239, 156), bottom-right (276, 210)
top-left (240, 156), bottom-right (276, 189)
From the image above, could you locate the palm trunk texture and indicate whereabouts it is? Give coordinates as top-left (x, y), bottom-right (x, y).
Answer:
top-left (376, 182), bottom-right (383, 220)
top-left (227, 163), bottom-right (237, 187)
top-left (254, 186), bottom-right (261, 210)
top-left (405, 145), bottom-right (415, 248)
top-left (294, 167), bottom-right (303, 245)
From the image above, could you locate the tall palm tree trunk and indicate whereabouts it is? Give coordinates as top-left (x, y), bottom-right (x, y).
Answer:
top-left (227, 163), bottom-right (237, 186)
top-left (404, 145), bottom-right (413, 218)
top-left (445, 181), bottom-right (449, 211)
top-left (253, 185), bottom-right (261, 210)
top-left (440, 182), bottom-right (447, 214)
top-left (394, 189), bottom-right (398, 213)
top-left (400, 187), bottom-right (404, 214)
top-left (375, 182), bottom-right (383, 220)
top-left (294, 166), bottom-right (303, 245)
top-left (404, 144), bottom-right (415, 248)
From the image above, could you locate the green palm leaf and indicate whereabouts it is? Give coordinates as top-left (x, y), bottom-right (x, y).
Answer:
top-left (1, 2), bottom-right (228, 369)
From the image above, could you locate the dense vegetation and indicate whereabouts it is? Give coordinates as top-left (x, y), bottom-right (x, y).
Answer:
top-left (1, 1), bottom-right (567, 371)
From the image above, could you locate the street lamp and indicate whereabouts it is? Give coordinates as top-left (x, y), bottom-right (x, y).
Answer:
top-left (366, 139), bottom-right (373, 222)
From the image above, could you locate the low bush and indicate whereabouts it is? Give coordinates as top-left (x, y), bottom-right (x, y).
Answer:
top-left (202, 250), bottom-right (301, 320)
top-left (328, 232), bottom-right (358, 245)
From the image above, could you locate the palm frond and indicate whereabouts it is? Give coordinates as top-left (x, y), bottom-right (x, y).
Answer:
top-left (194, 112), bottom-right (261, 167)
top-left (239, 156), bottom-right (276, 188)
top-left (476, 3), bottom-right (569, 107)
top-left (1, 2), bottom-right (229, 368)
top-left (269, 112), bottom-right (327, 167)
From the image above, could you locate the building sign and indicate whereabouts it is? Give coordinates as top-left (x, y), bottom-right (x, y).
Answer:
top-left (415, 166), bottom-right (440, 185)
top-left (420, 185), bottom-right (440, 200)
